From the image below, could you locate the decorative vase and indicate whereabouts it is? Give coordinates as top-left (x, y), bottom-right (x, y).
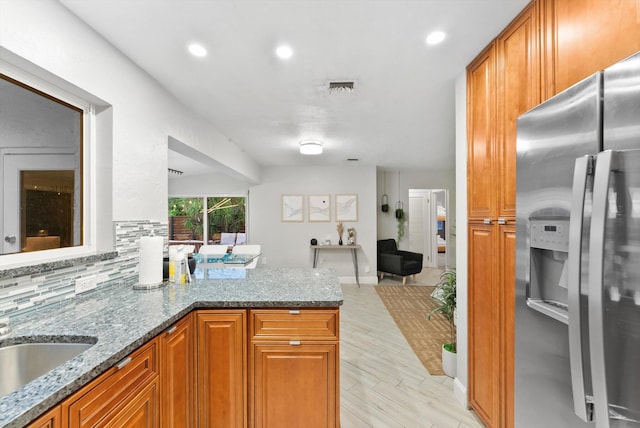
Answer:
top-left (442, 344), bottom-right (457, 378)
top-left (338, 237), bottom-right (343, 245)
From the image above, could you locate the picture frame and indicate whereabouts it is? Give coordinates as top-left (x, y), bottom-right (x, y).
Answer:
top-left (308, 194), bottom-right (331, 222)
top-left (281, 194), bottom-right (304, 222)
top-left (336, 194), bottom-right (358, 222)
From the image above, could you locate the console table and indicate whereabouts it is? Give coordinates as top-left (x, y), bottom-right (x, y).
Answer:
top-left (310, 244), bottom-right (361, 286)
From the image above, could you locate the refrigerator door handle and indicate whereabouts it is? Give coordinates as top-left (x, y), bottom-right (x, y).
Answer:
top-left (568, 155), bottom-right (594, 422)
top-left (589, 150), bottom-right (614, 428)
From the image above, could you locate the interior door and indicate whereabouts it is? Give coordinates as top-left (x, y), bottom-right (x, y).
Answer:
top-left (409, 189), bottom-right (449, 269)
top-left (408, 189), bottom-right (436, 268)
top-left (433, 189), bottom-right (448, 269)
top-left (2, 150), bottom-right (78, 254)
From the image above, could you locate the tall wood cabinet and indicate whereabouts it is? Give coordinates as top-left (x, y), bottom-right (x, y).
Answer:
top-left (467, 223), bottom-right (500, 426)
top-left (467, 2), bottom-right (540, 427)
top-left (467, 44), bottom-right (497, 222)
top-left (467, 0), bottom-right (640, 427)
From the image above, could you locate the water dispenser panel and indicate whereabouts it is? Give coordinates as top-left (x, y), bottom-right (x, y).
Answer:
top-left (527, 218), bottom-right (571, 324)
top-left (530, 219), bottom-right (570, 252)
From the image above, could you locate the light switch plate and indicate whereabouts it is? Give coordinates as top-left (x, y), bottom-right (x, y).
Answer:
top-left (75, 276), bottom-right (97, 294)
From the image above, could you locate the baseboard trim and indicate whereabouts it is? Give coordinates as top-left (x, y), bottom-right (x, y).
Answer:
top-left (338, 275), bottom-right (378, 285)
top-left (454, 377), bottom-right (468, 408)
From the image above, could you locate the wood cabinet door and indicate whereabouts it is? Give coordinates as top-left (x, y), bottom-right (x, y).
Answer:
top-left (468, 223), bottom-right (500, 427)
top-left (499, 225), bottom-right (517, 428)
top-left (27, 406), bottom-right (61, 428)
top-left (196, 310), bottom-right (246, 428)
top-left (103, 381), bottom-right (159, 428)
top-left (543, 0), bottom-right (640, 96)
top-left (467, 44), bottom-right (497, 221)
top-left (251, 343), bottom-right (338, 428)
top-left (496, 2), bottom-right (541, 221)
top-left (160, 313), bottom-right (194, 428)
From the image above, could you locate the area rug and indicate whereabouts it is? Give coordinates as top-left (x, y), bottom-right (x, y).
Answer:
top-left (375, 285), bottom-right (454, 376)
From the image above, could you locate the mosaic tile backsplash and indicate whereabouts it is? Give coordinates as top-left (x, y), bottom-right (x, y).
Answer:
top-left (0, 220), bottom-right (167, 318)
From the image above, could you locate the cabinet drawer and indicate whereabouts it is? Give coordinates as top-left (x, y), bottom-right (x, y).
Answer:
top-left (62, 338), bottom-right (158, 427)
top-left (250, 309), bottom-right (338, 341)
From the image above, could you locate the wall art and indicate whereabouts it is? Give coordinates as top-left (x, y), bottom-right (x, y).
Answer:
top-left (281, 194), bottom-right (304, 222)
top-left (308, 194), bottom-right (331, 222)
top-left (335, 194), bottom-right (358, 222)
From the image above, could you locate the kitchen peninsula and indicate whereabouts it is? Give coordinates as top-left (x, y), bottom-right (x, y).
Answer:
top-left (0, 267), bottom-right (343, 428)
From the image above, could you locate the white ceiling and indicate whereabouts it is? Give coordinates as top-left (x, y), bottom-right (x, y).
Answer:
top-left (60, 0), bottom-right (529, 177)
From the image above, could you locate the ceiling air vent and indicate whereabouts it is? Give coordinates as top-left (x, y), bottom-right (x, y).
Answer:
top-left (328, 81), bottom-right (355, 94)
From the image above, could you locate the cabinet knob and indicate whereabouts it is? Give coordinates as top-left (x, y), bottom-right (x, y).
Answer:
top-left (498, 218), bottom-right (506, 225)
top-left (289, 340), bottom-right (301, 346)
top-left (483, 218), bottom-right (492, 225)
top-left (289, 310), bottom-right (301, 315)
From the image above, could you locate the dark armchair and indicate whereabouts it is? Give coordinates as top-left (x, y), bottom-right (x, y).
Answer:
top-left (377, 239), bottom-right (423, 285)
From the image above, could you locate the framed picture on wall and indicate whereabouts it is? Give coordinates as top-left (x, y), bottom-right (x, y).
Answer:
top-left (281, 194), bottom-right (304, 222)
top-left (308, 194), bottom-right (331, 222)
top-left (336, 194), bottom-right (358, 222)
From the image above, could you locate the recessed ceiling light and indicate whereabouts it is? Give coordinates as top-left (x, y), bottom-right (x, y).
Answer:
top-left (426, 31), bottom-right (446, 45)
top-left (188, 43), bottom-right (207, 57)
top-left (299, 140), bottom-right (323, 155)
top-left (275, 45), bottom-right (294, 59)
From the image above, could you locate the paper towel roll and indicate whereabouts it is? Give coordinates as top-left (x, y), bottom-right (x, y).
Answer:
top-left (139, 236), bottom-right (163, 285)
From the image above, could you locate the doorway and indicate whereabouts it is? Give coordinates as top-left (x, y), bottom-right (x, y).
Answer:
top-left (408, 189), bottom-right (448, 269)
top-left (2, 150), bottom-right (79, 254)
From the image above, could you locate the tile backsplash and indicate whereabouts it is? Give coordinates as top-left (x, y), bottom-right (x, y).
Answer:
top-left (0, 220), bottom-right (167, 318)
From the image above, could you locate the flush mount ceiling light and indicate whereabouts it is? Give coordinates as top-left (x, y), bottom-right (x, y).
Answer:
top-left (275, 45), bottom-right (294, 59)
top-left (426, 31), bottom-right (446, 45)
top-left (299, 140), bottom-right (323, 155)
top-left (187, 43), bottom-right (207, 57)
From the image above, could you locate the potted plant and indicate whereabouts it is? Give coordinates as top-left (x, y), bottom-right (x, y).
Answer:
top-left (428, 270), bottom-right (457, 377)
top-left (395, 204), bottom-right (405, 242)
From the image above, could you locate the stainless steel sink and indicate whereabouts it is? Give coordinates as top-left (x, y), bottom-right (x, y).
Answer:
top-left (0, 341), bottom-right (95, 397)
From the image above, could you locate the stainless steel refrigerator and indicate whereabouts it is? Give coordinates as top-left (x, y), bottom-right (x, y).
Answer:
top-left (515, 51), bottom-right (640, 427)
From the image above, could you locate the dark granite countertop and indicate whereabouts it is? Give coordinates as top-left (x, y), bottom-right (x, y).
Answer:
top-left (0, 251), bottom-right (118, 280)
top-left (0, 267), bottom-right (343, 428)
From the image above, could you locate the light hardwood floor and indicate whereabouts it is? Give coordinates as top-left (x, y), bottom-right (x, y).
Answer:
top-left (340, 275), bottom-right (484, 427)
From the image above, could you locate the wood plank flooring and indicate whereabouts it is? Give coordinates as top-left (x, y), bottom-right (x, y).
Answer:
top-left (340, 281), bottom-right (484, 428)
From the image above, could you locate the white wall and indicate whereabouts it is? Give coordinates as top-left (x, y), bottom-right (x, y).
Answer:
top-left (454, 71), bottom-right (469, 407)
top-left (249, 165), bottom-right (378, 284)
top-left (169, 173), bottom-right (251, 197)
top-left (0, 0), bottom-right (261, 224)
top-left (377, 168), bottom-right (455, 254)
